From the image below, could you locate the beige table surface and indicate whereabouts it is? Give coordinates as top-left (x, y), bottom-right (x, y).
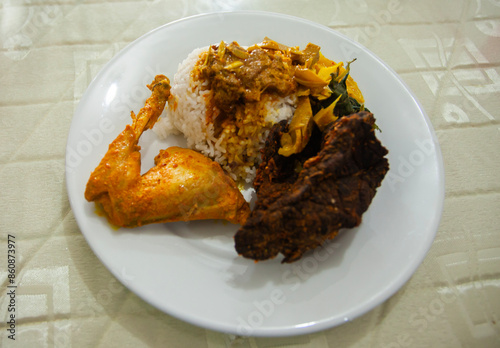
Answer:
top-left (1, 0), bottom-right (499, 347)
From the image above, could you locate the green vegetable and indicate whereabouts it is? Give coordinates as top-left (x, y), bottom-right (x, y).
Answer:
top-left (317, 59), bottom-right (369, 117)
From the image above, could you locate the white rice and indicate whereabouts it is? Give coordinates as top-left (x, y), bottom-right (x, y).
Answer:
top-left (154, 46), bottom-right (297, 183)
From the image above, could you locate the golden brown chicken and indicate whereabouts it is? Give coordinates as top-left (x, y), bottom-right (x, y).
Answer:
top-left (85, 75), bottom-right (250, 227)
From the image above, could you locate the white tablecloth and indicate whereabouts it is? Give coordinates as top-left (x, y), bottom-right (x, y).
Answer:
top-left (1, 1), bottom-right (499, 347)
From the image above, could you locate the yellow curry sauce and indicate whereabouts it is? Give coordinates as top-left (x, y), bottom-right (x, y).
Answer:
top-left (191, 38), bottom-right (365, 182)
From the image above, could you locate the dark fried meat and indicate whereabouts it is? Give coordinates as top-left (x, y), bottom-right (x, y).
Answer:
top-left (234, 111), bottom-right (389, 263)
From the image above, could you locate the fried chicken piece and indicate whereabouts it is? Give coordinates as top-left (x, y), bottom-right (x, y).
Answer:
top-left (85, 75), bottom-right (250, 227)
top-left (234, 111), bottom-right (389, 263)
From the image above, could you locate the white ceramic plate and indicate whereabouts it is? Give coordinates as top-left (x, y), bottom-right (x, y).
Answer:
top-left (66, 11), bottom-right (445, 337)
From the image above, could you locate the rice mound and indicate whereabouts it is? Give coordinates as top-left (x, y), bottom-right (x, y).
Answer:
top-left (154, 46), bottom-right (297, 183)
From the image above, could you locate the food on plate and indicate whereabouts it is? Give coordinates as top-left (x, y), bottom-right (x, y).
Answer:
top-left (84, 75), bottom-right (250, 227)
top-left (234, 111), bottom-right (389, 263)
top-left (154, 38), bottom-right (365, 184)
top-left (85, 38), bottom-right (388, 263)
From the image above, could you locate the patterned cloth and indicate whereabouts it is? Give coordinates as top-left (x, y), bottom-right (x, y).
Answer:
top-left (1, 1), bottom-right (499, 347)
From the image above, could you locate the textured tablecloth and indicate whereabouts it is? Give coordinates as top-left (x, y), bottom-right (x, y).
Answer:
top-left (1, 0), bottom-right (499, 347)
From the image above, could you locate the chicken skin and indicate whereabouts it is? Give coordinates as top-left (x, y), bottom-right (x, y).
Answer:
top-left (85, 75), bottom-right (250, 227)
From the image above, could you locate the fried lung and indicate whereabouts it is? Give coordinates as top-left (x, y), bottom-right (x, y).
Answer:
top-left (234, 111), bottom-right (389, 263)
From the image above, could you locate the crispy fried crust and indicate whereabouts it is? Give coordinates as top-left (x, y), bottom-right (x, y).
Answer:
top-left (234, 111), bottom-right (389, 263)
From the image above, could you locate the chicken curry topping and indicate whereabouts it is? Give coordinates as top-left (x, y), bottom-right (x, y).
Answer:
top-left (194, 38), bottom-right (366, 154)
top-left (190, 38), bottom-right (368, 181)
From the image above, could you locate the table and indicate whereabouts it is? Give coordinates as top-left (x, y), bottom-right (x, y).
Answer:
top-left (1, 1), bottom-right (499, 347)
